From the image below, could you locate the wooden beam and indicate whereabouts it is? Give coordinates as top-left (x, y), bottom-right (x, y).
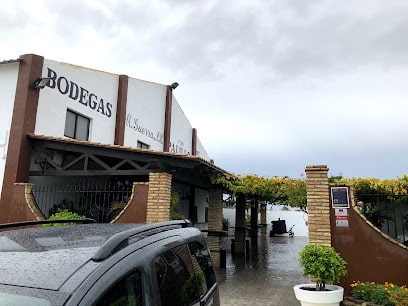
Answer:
top-left (30, 169), bottom-right (151, 176)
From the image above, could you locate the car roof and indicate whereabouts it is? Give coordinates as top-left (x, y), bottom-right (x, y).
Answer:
top-left (0, 223), bottom-right (142, 252)
top-left (0, 247), bottom-right (98, 290)
top-left (0, 221), bottom-right (193, 290)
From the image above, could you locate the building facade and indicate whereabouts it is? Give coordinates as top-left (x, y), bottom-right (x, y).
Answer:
top-left (0, 54), bottom-right (227, 233)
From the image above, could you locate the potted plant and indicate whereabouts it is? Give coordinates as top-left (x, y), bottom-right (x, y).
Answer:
top-left (294, 244), bottom-right (347, 306)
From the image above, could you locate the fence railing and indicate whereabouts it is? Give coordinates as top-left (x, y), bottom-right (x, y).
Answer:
top-left (32, 179), bottom-right (133, 223)
top-left (355, 194), bottom-right (408, 245)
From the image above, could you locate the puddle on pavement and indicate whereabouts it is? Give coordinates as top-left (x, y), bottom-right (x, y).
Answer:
top-left (217, 235), bottom-right (309, 286)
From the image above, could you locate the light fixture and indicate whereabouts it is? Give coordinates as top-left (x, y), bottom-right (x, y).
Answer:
top-left (31, 77), bottom-right (51, 89)
top-left (170, 82), bottom-right (179, 89)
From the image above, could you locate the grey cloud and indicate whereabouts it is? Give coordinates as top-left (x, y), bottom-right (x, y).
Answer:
top-left (31, 0), bottom-right (408, 82)
top-left (3, 0), bottom-right (408, 180)
top-left (0, 9), bottom-right (30, 29)
top-left (215, 141), bottom-right (408, 179)
top-left (3, 1), bottom-right (408, 80)
top-left (143, 1), bottom-right (408, 82)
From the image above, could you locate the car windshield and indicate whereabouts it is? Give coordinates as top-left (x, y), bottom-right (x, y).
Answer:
top-left (0, 292), bottom-right (51, 305)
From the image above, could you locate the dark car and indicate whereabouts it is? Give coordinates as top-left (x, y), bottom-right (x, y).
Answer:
top-left (0, 220), bottom-right (220, 306)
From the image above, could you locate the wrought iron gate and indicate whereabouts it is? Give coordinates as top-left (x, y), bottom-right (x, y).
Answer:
top-left (32, 179), bottom-right (133, 223)
top-left (355, 193), bottom-right (408, 245)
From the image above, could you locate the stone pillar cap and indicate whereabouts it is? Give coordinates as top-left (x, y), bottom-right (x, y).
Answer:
top-left (305, 165), bottom-right (329, 171)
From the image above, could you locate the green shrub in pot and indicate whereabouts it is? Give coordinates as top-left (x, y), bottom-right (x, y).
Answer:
top-left (299, 244), bottom-right (347, 291)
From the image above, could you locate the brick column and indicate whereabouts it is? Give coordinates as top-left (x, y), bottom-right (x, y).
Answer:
top-left (305, 165), bottom-right (331, 246)
top-left (207, 189), bottom-right (223, 267)
top-left (146, 173), bottom-right (172, 224)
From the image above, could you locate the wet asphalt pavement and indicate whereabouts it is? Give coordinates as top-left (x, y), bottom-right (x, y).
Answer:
top-left (216, 234), bottom-right (309, 305)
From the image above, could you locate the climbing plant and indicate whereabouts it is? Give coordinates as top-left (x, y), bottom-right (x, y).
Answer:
top-left (211, 173), bottom-right (307, 211)
top-left (212, 172), bottom-right (408, 213)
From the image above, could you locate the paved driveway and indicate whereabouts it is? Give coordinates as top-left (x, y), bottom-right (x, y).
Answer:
top-left (216, 235), bottom-right (309, 305)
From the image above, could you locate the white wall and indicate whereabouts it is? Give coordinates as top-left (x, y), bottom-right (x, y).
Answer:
top-left (124, 83), bottom-right (208, 160)
top-left (196, 137), bottom-right (210, 160)
top-left (170, 96), bottom-right (193, 154)
top-left (124, 78), bottom-right (167, 150)
top-left (195, 187), bottom-right (209, 223)
top-left (34, 60), bottom-right (212, 162)
top-left (0, 62), bottom-right (19, 200)
top-left (35, 60), bottom-right (119, 144)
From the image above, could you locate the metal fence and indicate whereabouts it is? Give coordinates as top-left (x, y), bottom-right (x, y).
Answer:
top-left (32, 179), bottom-right (133, 223)
top-left (356, 194), bottom-right (408, 245)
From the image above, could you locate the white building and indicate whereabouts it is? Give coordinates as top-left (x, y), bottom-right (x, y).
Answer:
top-left (0, 54), bottom-right (227, 226)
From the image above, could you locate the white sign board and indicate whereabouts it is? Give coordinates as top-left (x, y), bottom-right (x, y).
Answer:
top-left (335, 208), bottom-right (349, 227)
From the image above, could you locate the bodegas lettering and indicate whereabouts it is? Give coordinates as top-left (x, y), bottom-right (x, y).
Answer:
top-left (46, 68), bottom-right (113, 118)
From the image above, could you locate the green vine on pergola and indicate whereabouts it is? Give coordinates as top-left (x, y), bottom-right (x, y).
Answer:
top-left (211, 173), bottom-right (307, 213)
top-left (211, 173), bottom-right (408, 215)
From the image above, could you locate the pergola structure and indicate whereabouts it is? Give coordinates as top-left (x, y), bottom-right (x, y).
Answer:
top-left (24, 134), bottom-right (229, 266)
top-left (28, 134), bottom-right (224, 186)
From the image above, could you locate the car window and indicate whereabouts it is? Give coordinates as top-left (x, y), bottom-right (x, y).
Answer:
top-left (187, 241), bottom-right (217, 294)
top-left (95, 270), bottom-right (142, 306)
top-left (155, 245), bottom-right (201, 306)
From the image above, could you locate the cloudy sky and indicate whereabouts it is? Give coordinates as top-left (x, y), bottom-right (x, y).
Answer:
top-left (2, 0), bottom-right (408, 179)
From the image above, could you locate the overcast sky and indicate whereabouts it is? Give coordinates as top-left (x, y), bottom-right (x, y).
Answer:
top-left (2, 0), bottom-right (408, 179)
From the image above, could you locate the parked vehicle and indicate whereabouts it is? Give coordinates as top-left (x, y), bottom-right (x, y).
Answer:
top-left (0, 219), bottom-right (219, 306)
top-left (270, 218), bottom-right (295, 237)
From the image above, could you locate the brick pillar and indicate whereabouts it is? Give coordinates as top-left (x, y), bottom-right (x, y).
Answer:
top-left (234, 194), bottom-right (246, 254)
top-left (146, 173), bottom-right (172, 224)
top-left (305, 165), bottom-right (331, 246)
top-left (207, 189), bottom-right (223, 267)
